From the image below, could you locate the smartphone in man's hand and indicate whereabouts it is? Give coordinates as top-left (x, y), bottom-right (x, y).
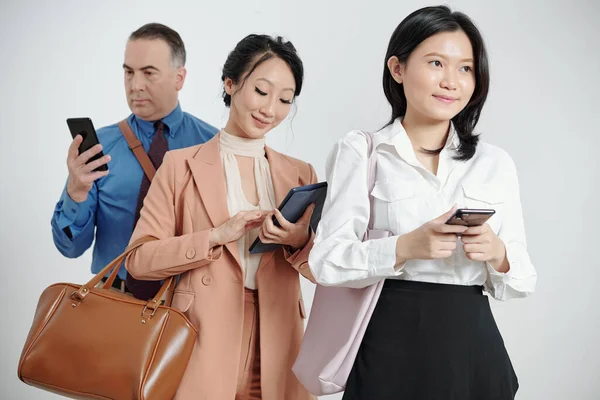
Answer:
top-left (66, 117), bottom-right (108, 172)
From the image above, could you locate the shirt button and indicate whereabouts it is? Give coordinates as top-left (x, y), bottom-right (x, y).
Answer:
top-left (202, 275), bottom-right (213, 286)
top-left (185, 248), bottom-right (196, 259)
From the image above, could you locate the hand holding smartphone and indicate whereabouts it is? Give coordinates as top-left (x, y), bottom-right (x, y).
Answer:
top-left (65, 117), bottom-right (111, 203)
top-left (66, 117), bottom-right (108, 172)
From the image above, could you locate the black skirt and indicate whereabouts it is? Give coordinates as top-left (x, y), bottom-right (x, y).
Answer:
top-left (343, 279), bottom-right (519, 400)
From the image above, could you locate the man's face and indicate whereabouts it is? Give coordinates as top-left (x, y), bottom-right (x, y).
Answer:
top-left (123, 39), bottom-right (186, 121)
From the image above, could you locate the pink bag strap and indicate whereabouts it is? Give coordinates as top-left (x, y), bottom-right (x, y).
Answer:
top-left (360, 131), bottom-right (377, 230)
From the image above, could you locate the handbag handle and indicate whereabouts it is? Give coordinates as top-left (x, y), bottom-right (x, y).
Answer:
top-left (70, 236), bottom-right (176, 319)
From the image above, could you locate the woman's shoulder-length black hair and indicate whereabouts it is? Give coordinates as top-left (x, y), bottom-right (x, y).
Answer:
top-left (382, 5), bottom-right (490, 161)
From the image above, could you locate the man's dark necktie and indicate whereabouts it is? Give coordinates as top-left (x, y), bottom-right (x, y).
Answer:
top-left (126, 121), bottom-right (168, 300)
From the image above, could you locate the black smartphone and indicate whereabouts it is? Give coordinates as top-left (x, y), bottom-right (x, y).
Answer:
top-left (66, 117), bottom-right (108, 172)
top-left (446, 208), bottom-right (495, 227)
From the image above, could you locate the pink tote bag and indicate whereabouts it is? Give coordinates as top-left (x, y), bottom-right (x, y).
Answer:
top-left (292, 131), bottom-right (391, 395)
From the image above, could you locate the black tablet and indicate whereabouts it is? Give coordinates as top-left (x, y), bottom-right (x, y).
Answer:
top-left (248, 182), bottom-right (328, 254)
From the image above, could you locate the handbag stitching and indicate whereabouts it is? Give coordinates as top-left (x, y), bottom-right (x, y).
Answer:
top-left (139, 312), bottom-right (171, 400)
top-left (87, 285), bottom-right (197, 333)
top-left (61, 283), bottom-right (198, 334)
top-left (18, 287), bottom-right (67, 379)
top-left (22, 377), bottom-right (113, 399)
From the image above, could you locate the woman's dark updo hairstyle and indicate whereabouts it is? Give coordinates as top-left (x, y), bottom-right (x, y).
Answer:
top-left (221, 34), bottom-right (304, 107)
top-left (383, 5), bottom-right (490, 160)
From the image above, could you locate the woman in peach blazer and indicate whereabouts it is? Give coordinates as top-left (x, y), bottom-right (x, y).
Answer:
top-left (125, 34), bottom-right (316, 400)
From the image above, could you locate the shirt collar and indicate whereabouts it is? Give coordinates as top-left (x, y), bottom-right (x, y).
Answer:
top-left (444, 124), bottom-right (460, 151)
top-left (373, 117), bottom-right (459, 161)
top-left (131, 102), bottom-right (184, 139)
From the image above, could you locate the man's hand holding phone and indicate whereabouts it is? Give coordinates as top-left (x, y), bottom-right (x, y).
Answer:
top-left (65, 117), bottom-right (111, 203)
top-left (66, 136), bottom-right (111, 202)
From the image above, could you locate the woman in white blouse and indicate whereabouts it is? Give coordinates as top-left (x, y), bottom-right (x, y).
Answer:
top-left (126, 34), bottom-right (316, 399)
top-left (308, 5), bottom-right (537, 400)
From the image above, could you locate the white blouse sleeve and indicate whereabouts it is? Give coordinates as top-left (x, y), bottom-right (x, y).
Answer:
top-left (484, 152), bottom-right (537, 301)
top-left (308, 131), bottom-right (402, 288)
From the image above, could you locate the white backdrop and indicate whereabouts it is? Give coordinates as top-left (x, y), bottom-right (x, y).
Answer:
top-left (1, 0), bottom-right (599, 399)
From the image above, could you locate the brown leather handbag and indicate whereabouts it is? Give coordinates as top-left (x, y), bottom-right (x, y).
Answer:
top-left (17, 237), bottom-right (197, 400)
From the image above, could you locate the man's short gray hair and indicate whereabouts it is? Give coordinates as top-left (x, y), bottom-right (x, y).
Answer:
top-left (129, 22), bottom-right (186, 67)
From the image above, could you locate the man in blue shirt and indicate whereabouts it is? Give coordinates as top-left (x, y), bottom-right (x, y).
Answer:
top-left (51, 23), bottom-right (217, 295)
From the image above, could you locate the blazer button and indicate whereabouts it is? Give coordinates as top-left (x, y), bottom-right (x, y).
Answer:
top-left (202, 275), bottom-right (213, 286)
top-left (185, 248), bottom-right (196, 259)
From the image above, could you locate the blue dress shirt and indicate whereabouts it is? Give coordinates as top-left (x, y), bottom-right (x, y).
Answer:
top-left (51, 103), bottom-right (218, 279)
